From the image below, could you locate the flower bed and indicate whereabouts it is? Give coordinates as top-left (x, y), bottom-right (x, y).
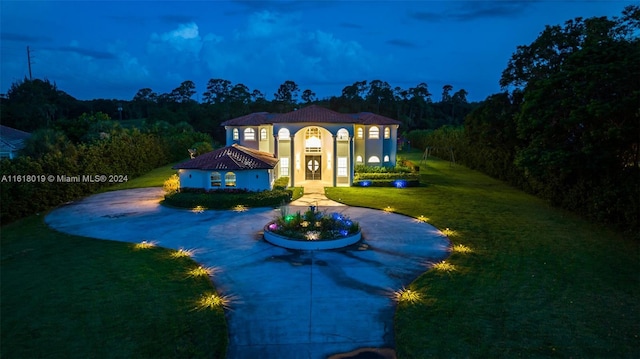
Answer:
top-left (263, 207), bottom-right (361, 250)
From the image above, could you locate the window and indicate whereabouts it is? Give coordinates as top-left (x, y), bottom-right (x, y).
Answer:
top-left (225, 172), bottom-right (236, 187)
top-left (278, 128), bottom-right (290, 140)
top-left (356, 128), bottom-right (363, 139)
top-left (368, 156), bottom-right (380, 163)
top-left (244, 128), bottom-right (255, 141)
top-left (280, 157), bottom-right (289, 176)
top-left (384, 155), bottom-right (390, 162)
top-left (337, 157), bottom-right (348, 177)
top-left (337, 128), bottom-right (349, 140)
top-left (260, 128), bottom-right (267, 141)
top-left (305, 127), bottom-right (322, 153)
top-left (384, 127), bottom-right (390, 139)
top-left (356, 155), bottom-right (363, 163)
top-left (369, 126), bottom-right (380, 139)
top-left (210, 172), bottom-right (221, 187)
top-left (232, 128), bottom-right (239, 140)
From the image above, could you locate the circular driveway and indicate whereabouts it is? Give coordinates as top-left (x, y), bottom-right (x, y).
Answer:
top-left (45, 188), bottom-right (450, 359)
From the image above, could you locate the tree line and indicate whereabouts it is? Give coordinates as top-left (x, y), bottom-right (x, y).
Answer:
top-left (408, 6), bottom-right (639, 236)
top-left (1, 77), bottom-right (476, 144)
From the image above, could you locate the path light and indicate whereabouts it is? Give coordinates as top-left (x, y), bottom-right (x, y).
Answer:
top-left (432, 261), bottom-right (457, 273)
top-left (134, 240), bottom-right (156, 249)
top-left (232, 204), bottom-right (248, 212)
top-left (196, 292), bottom-right (231, 310)
top-left (392, 287), bottom-right (422, 304)
top-left (383, 206), bottom-right (394, 213)
top-left (451, 244), bottom-right (473, 254)
top-left (192, 205), bottom-right (205, 214)
top-left (416, 215), bottom-right (429, 223)
top-left (442, 228), bottom-right (458, 237)
top-left (188, 265), bottom-right (217, 278)
top-left (171, 248), bottom-right (195, 258)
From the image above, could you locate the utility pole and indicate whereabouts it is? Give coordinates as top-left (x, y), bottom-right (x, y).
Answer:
top-left (27, 46), bottom-right (33, 80)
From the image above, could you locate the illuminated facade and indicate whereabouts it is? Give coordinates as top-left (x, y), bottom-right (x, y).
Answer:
top-left (221, 105), bottom-right (401, 187)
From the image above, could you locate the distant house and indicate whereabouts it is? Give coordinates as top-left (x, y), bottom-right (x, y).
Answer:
top-left (221, 105), bottom-right (401, 187)
top-left (173, 144), bottom-right (279, 191)
top-left (0, 125), bottom-right (31, 159)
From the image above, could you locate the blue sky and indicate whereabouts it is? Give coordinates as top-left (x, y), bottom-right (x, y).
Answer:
top-left (0, 0), bottom-right (631, 102)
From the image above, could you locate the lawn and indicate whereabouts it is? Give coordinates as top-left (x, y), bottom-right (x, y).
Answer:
top-left (106, 161), bottom-right (180, 191)
top-left (1, 167), bottom-right (228, 358)
top-left (326, 153), bottom-right (639, 358)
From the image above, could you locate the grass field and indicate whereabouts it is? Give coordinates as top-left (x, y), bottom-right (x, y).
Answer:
top-left (1, 166), bottom-right (228, 358)
top-left (326, 152), bottom-right (639, 358)
top-left (106, 162), bottom-right (180, 191)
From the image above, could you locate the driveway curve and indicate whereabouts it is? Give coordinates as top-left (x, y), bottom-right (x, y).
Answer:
top-left (45, 188), bottom-right (450, 359)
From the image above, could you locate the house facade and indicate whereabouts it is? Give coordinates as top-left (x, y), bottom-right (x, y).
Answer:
top-left (221, 105), bottom-right (401, 187)
top-left (173, 144), bottom-right (279, 191)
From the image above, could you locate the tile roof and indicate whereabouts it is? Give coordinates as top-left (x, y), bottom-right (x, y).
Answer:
top-left (220, 105), bottom-right (401, 126)
top-left (173, 144), bottom-right (278, 171)
top-left (0, 125), bottom-right (31, 150)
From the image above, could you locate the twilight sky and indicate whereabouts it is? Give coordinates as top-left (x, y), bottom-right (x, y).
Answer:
top-left (0, 0), bottom-right (631, 103)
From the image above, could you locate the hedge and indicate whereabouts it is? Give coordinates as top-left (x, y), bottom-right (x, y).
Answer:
top-left (163, 188), bottom-right (295, 209)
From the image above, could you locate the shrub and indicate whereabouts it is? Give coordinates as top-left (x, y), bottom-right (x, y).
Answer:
top-left (273, 176), bottom-right (289, 190)
top-left (163, 174), bottom-right (180, 194)
top-left (163, 189), bottom-right (294, 210)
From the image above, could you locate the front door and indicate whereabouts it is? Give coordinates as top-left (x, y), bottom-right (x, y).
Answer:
top-left (305, 156), bottom-right (321, 180)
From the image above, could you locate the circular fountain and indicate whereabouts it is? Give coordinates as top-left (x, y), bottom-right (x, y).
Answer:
top-left (263, 206), bottom-right (361, 250)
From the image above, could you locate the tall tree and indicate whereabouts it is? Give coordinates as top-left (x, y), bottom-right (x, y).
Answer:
top-left (203, 79), bottom-right (232, 104)
top-left (273, 80), bottom-right (300, 104)
top-left (170, 80), bottom-right (197, 103)
top-left (301, 89), bottom-right (316, 103)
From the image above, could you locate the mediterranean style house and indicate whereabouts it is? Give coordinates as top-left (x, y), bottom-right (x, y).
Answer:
top-left (221, 105), bottom-right (401, 187)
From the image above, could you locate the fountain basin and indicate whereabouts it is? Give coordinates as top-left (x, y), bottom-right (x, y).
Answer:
top-left (263, 224), bottom-right (361, 250)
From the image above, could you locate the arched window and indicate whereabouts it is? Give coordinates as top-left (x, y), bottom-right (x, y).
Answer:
top-left (225, 172), bottom-right (236, 187)
top-left (368, 156), bottom-right (380, 163)
top-left (384, 127), bottom-right (390, 139)
top-left (244, 128), bottom-right (255, 141)
top-left (356, 128), bottom-right (363, 139)
top-left (337, 128), bottom-right (349, 141)
top-left (260, 128), bottom-right (267, 141)
top-left (369, 126), bottom-right (380, 139)
top-left (278, 128), bottom-right (290, 140)
top-left (305, 127), bottom-right (322, 153)
top-left (232, 128), bottom-right (239, 140)
top-left (356, 155), bottom-right (363, 163)
top-left (210, 172), bottom-right (221, 187)
top-left (384, 155), bottom-right (390, 162)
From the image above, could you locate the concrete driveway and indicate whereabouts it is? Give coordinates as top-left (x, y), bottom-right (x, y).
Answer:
top-left (45, 188), bottom-right (450, 359)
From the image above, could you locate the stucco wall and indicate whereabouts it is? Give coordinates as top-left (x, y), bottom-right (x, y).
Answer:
top-left (178, 169), bottom-right (273, 191)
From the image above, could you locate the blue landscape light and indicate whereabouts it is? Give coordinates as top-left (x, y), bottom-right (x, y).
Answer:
top-left (393, 180), bottom-right (407, 188)
top-left (360, 180), bottom-right (372, 187)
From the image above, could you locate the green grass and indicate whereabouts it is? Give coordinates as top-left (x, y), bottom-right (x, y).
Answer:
top-left (1, 165), bottom-right (228, 358)
top-left (105, 162), bottom-right (181, 191)
top-left (326, 153), bottom-right (640, 358)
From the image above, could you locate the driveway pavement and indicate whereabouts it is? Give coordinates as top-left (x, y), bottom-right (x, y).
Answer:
top-left (45, 187), bottom-right (450, 359)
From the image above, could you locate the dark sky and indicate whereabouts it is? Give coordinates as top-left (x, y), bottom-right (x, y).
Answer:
top-left (0, 0), bottom-right (630, 102)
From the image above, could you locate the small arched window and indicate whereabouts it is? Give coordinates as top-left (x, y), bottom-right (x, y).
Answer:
top-left (369, 126), bottom-right (380, 139)
top-left (356, 155), bottom-right (363, 163)
top-left (368, 156), bottom-right (380, 163)
top-left (278, 128), bottom-right (290, 140)
top-left (232, 128), bottom-right (239, 140)
top-left (337, 128), bottom-right (349, 141)
top-left (384, 155), bottom-right (390, 162)
top-left (356, 128), bottom-right (363, 139)
top-left (210, 172), bottom-right (221, 187)
top-left (244, 128), bottom-right (255, 141)
top-left (225, 172), bottom-right (236, 187)
top-left (384, 127), bottom-right (390, 139)
top-left (260, 128), bottom-right (268, 141)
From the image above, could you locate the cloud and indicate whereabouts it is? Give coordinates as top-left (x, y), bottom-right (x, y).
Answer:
top-left (56, 46), bottom-right (116, 60)
top-left (1, 32), bottom-right (52, 43)
top-left (386, 39), bottom-right (417, 48)
top-left (409, 1), bottom-right (533, 22)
